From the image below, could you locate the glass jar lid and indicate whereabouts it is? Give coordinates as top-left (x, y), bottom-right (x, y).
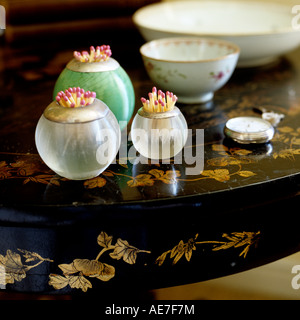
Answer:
top-left (43, 98), bottom-right (109, 124)
top-left (66, 58), bottom-right (120, 73)
top-left (137, 106), bottom-right (181, 119)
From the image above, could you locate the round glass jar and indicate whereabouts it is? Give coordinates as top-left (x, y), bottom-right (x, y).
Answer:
top-left (131, 107), bottom-right (188, 160)
top-left (53, 57), bottom-right (135, 130)
top-left (35, 98), bottom-right (121, 180)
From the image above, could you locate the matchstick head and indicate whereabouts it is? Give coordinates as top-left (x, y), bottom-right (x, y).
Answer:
top-left (55, 87), bottom-right (96, 108)
top-left (73, 45), bottom-right (112, 63)
top-left (140, 87), bottom-right (177, 113)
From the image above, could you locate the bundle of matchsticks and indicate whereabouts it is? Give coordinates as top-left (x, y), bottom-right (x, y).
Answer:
top-left (141, 87), bottom-right (177, 113)
top-left (56, 87), bottom-right (96, 108)
top-left (73, 45), bottom-right (112, 63)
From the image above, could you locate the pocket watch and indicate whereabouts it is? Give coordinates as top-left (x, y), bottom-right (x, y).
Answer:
top-left (224, 116), bottom-right (275, 144)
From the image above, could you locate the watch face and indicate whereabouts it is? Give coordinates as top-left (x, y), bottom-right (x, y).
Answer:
top-left (224, 116), bottom-right (275, 144)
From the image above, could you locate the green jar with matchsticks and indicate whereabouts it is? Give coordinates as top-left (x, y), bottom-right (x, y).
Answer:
top-left (53, 45), bottom-right (135, 130)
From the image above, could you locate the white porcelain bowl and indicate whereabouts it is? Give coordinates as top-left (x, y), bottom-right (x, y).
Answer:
top-left (140, 37), bottom-right (240, 104)
top-left (133, 0), bottom-right (300, 67)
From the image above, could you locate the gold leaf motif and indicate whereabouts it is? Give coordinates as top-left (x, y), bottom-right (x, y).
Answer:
top-left (49, 177), bottom-right (61, 186)
top-left (155, 251), bottom-right (169, 267)
top-left (0, 250), bottom-right (26, 274)
top-left (273, 149), bottom-right (295, 160)
top-left (84, 176), bottom-right (106, 189)
top-left (109, 238), bottom-right (141, 265)
top-left (212, 145), bottom-right (229, 152)
top-left (234, 157), bottom-right (255, 165)
top-left (207, 157), bottom-right (233, 167)
top-left (10, 160), bottom-right (42, 177)
top-left (101, 171), bottom-right (114, 177)
top-left (127, 174), bottom-right (154, 187)
top-left (170, 240), bottom-right (185, 263)
top-left (292, 139), bottom-right (300, 145)
top-left (25, 174), bottom-right (56, 185)
top-left (48, 231), bottom-right (150, 293)
top-left (97, 232), bottom-right (113, 248)
top-left (160, 170), bottom-right (180, 184)
top-left (50, 232), bottom-right (151, 293)
top-left (52, 259), bottom-right (115, 292)
top-left (156, 232), bottom-right (259, 266)
top-left (211, 240), bottom-right (235, 251)
top-left (170, 238), bottom-right (196, 265)
top-left (201, 169), bottom-right (230, 182)
top-left (239, 246), bottom-right (250, 258)
top-left (212, 232), bottom-right (260, 258)
top-left (148, 169), bottom-right (165, 179)
top-left (48, 274), bottom-right (70, 290)
top-left (18, 249), bottom-right (52, 263)
top-left (0, 161), bottom-right (7, 168)
top-left (290, 132), bottom-right (300, 137)
top-left (0, 250), bottom-right (31, 284)
top-left (157, 235), bottom-right (198, 266)
top-left (273, 126), bottom-right (300, 148)
top-left (238, 171), bottom-right (256, 178)
top-left (151, 170), bottom-right (181, 184)
top-left (0, 249), bottom-right (52, 286)
top-left (226, 158), bottom-right (243, 165)
top-left (58, 262), bottom-right (78, 275)
top-left (230, 148), bottom-right (252, 156)
top-left (0, 161), bottom-right (12, 179)
top-left (94, 263), bottom-right (115, 282)
top-left (73, 259), bottom-right (106, 277)
top-left (68, 274), bottom-right (92, 292)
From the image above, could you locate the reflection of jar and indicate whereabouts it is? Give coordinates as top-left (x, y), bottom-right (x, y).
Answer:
top-left (35, 97), bottom-right (120, 180)
top-left (53, 47), bottom-right (135, 130)
top-left (131, 107), bottom-right (188, 160)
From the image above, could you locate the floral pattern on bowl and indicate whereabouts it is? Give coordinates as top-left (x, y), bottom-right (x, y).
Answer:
top-left (210, 67), bottom-right (231, 81)
top-left (145, 61), bottom-right (187, 84)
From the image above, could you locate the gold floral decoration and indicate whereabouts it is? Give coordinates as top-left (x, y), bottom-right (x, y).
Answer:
top-left (156, 231), bottom-right (260, 266)
top-left (49, 231), bottom-right (150, 292)
top-left (177, 144), bottom-right (257, 183)
top-left (0, 231), bottom-right (260, 292)
top-left (0, 161), bottom-right (12, 180)
top-left (0, 158), bottom-right (66, 186)
top-left (102, 168), bottom-right (181, 188)
top-left (0, 249), bottom-right (53, 286)
top-left (273, 126), bottom-right (300, 161)
top-left (83, 176), bottom-right (106, 189)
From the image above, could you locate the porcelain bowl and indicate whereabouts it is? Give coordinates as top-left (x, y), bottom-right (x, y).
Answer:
top-left (133, 0), bottom-right (300, 67)
top-left (140, 37), bottom-right (239, 104)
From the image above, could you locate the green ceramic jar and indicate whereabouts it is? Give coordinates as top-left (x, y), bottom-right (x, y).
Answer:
top-left (53, 57), bottom-right (135, 130)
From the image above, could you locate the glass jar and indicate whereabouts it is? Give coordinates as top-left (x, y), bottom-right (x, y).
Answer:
top-left (35, 97), bottom-right (120, 180)
top-left (131, 106), bottom-right (188, 160)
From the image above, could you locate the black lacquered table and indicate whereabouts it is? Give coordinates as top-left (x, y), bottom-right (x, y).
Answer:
top-left (1, 36), bottom-right (300, 299)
